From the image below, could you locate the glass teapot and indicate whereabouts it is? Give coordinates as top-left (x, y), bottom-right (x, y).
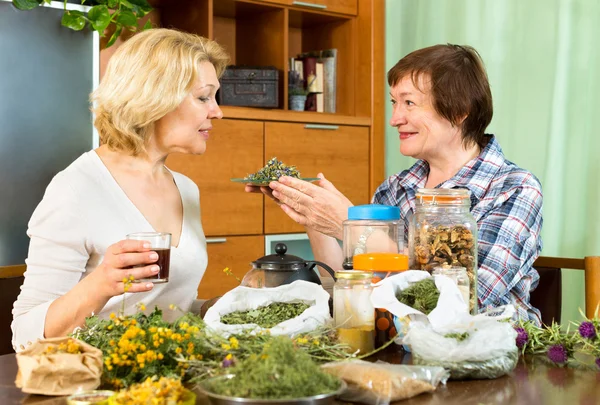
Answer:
top-left (241, 243), bottom-right (336, 288)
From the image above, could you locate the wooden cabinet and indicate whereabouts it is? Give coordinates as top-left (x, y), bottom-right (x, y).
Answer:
top-left (101, 0), bottom-right (385, 298)
top-left (262, 0), bottom-right (357, 16)
top-left (165, 119), bottom-right (264, 236)
top-left (264, 122), bottom-right (370, 234)
top-left (197, 235), bottom-right (264, 299)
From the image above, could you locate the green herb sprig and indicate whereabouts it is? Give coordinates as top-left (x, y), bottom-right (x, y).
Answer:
top-left (220, 302), bottom-right (310, 328)
top-left (244, 157), bottom-right (300, 183)
top-left (396, 278), bottom-right (440, 315)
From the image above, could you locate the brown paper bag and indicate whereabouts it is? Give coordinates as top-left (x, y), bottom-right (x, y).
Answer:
top-left (15, 337), bottom-right (103, 396)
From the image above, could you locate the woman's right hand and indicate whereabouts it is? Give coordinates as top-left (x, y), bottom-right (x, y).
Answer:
top-left (91, 239), bottom-right (159, 298)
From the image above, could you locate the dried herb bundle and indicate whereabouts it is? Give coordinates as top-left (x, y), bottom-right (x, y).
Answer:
top-left (202, 337), bottom-right (341, 399)
top-left (220, 302), bottom-right (310, 328)
top-left (413, 224), bottom-right (477, 312)
top-left (396, 278), bottom-right (440, 315)
top-left (244, 157), bottom-right (300, 182)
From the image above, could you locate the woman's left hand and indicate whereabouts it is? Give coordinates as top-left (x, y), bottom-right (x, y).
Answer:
top-left (267, 173), bottom-right (352, 239)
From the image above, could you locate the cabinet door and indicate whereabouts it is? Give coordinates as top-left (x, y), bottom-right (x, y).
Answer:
top-left (166, 119), bottom-right (264, 236)
top-left (264, 122), bottom-right (369, 234)
top-left (197, 235), bottom-right (265, 299)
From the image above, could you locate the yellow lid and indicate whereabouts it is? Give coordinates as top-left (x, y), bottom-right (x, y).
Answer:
top-left (353, 253), bottom-right (409, 272)
top-left (335, 270), bottom-right (373, 280)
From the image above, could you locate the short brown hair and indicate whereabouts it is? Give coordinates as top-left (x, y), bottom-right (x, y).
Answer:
top-left (387, 44), bottom-right (493, 149)
top-left (92, 29), bottom-right (230, 155)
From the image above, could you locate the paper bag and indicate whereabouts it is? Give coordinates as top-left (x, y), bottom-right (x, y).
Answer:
top-left (15, 337), bottom-right (103, 396)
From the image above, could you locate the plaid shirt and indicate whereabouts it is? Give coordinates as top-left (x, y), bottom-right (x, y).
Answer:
top-left (373, 135), bottom-right (543, 323)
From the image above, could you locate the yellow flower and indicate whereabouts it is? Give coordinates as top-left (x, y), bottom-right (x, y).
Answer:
top-left (138, 303), bottom-right (146, 311)
top-left (229, 337), bottom-right (239, 349)
top-left (157, 353), bottom-right (164, 360)
top-left (312, 339), bottom-right (320, 346)
top-left (175, 347), bottom-right (183, 354)
top-left (296, 337), bottom-right (308, 345)
top-left (110, 313), bottom-right (116, 319)
top-left (225, 353), bottom-right (233, 361)
top-left (169, 304), bottom-right (176, 310)
top-left (221, 344), bottom-right (231, 351)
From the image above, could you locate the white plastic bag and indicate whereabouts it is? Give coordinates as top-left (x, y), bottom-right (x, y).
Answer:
top-left (370, 270), bottom-right (468, 343)
top-left (403, 306), bottom-right (518, 380)
top-left (203, 280), bottom-right (331, 337)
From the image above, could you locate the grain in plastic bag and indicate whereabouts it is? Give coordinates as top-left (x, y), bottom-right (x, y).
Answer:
top-left (15, 337), bottom-right (103, 395)
top-left (321, 359), bottom-right (448, 405)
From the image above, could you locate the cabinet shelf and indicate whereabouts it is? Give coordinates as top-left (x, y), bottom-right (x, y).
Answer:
top-left (220, 106), bottom-right (370, 126)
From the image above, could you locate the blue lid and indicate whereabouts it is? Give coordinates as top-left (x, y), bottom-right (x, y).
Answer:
top-left (348, 204), bottom-right (400, 220)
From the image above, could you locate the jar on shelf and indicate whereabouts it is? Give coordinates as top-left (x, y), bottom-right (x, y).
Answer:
top-left (333, 270), bottom-right (375, 354)
top-left (353, 253), bottom-right (409, 348)
top-left (409, 188), bottom-right (478, 314)
top-left (342, 204), bottom-right (404, 270)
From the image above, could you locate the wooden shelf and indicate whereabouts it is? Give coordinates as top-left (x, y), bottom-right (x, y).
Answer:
top-left (220, 106), bottom-right (370, 126)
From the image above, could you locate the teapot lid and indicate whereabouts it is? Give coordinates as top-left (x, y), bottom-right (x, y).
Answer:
top-left (253, 243), bottom-right (306, 271)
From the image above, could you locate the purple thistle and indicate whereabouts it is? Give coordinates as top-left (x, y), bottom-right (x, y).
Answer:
top-left (515, 327), bottom-right (529, 348)
top-left (578, 321), bottom-right (597, 340)
top-left (222, 356), bottom-right (234, 368)
top-left (596, 358), bottom-right (600, 370)
top-left (547, 344), bottom-right (568, 364)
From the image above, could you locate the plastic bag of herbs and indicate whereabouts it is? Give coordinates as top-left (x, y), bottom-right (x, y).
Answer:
top-left (403, 306), bottom-right (519, 380)
top-left (198, 336), bottom-right (343, 400)
top-left (204, 280), bottom-right (331, 337)
top-left (370, 270), bottom-right (469, 345)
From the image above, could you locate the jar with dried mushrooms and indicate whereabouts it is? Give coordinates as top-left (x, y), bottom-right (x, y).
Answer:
top-left (409, 189), bottom-right (478, 314)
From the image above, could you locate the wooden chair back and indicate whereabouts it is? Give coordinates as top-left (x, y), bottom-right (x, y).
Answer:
top-left (0, 265), bottom-right (26, 355)
top-left (532, 256), bottom-right (600, 319)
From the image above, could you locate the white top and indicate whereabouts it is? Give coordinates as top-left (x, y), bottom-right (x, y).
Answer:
top-left (11, 151), bottom-right (208, 350)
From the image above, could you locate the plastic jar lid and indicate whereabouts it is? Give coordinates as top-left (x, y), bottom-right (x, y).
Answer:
top-left (335, 270), bottom-right (374, 280)
top-left (352, 253), bottom-right (409, 271)
top-left (347, 204), bottom-right (400, 220)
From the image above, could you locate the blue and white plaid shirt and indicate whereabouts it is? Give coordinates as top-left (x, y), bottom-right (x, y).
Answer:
top-left (373, 135), bottom-right (543, 323)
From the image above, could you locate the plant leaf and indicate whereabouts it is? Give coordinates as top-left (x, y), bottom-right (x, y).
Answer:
top-left (143, 19), bottom-right (152, 30)
top-left (12, 0), bottom-right (42, 10)
top-left (88, 5), bottom-right (111, 33)
top-left (115, 10), bottom-right (137, 26)
top-left (105, 25), bottom-right (122, 48)
top-left (61, 10), bottom-right (87, 31)
top-left (107, 0), bottom-right (118, 8)
top-left (127, 0), bottom-right (152, 15)
top-left (119, 0), bottom-right (133, 9)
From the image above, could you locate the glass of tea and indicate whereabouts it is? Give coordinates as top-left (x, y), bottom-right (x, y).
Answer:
top-left (126, 232), bottom-right (171, 283)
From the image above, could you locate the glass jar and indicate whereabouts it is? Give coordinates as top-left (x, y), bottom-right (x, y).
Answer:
top-left (409, 189), bottom-right (478, 314)
top-left (342, 204), bottom-right (404, 270)
top-left (352, 253), bottom-right (409, 348)
top-left (333, 270), bottom-right (375, 354)
top-left (433, 265), bottom-right (471, 312)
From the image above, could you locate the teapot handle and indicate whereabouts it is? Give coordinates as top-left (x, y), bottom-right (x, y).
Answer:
top-left (306, 261), bottom-right (336, 280)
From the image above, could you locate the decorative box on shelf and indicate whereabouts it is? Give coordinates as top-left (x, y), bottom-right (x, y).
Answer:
top-left (218, 66), bottom-right (279, 108)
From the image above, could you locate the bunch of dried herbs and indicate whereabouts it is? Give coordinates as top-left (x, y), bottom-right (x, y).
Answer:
top-left (244, 157), bottom-right (300, 182)
top-left (200, 336), bottom-right (341, 399)
top-left (72, 304), bottom-right (353, 388)
top-left (396, 278), bottom-right (440, 315)
top-left (220, 302), bottom-right (310, 328)
top-left (413, 224), bottom-right (477, 312)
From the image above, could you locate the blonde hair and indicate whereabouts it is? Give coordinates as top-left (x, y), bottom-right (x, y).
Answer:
top-left (92, 29), bottom-right (229, 155)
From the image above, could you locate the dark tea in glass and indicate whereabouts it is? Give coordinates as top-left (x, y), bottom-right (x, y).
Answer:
top-left (126, 232), bottom-right (171, 283)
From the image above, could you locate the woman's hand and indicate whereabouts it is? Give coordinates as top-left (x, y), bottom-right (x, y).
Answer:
top-left (266, 173), bottom-right (353, 239)
top-left (91, 239), bottom-right (160, 298)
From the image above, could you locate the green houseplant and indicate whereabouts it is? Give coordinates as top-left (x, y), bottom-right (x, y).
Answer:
top-left (12, 0), bottom-right (153, 48)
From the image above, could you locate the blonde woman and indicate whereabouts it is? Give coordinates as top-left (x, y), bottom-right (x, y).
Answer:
top-left (11, 29), bottom-right (229, 350)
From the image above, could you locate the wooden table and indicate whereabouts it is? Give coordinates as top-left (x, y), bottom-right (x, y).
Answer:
top-left (1, 350), bottom-right (599, 405)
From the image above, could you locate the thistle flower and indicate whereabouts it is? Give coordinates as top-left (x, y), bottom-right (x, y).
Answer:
top-left (515, 327), bottom-right (529, 348)
top-left (547, 344), bottom-right (568, 364)
top-left (578, 321), bottom-right (597, 339)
